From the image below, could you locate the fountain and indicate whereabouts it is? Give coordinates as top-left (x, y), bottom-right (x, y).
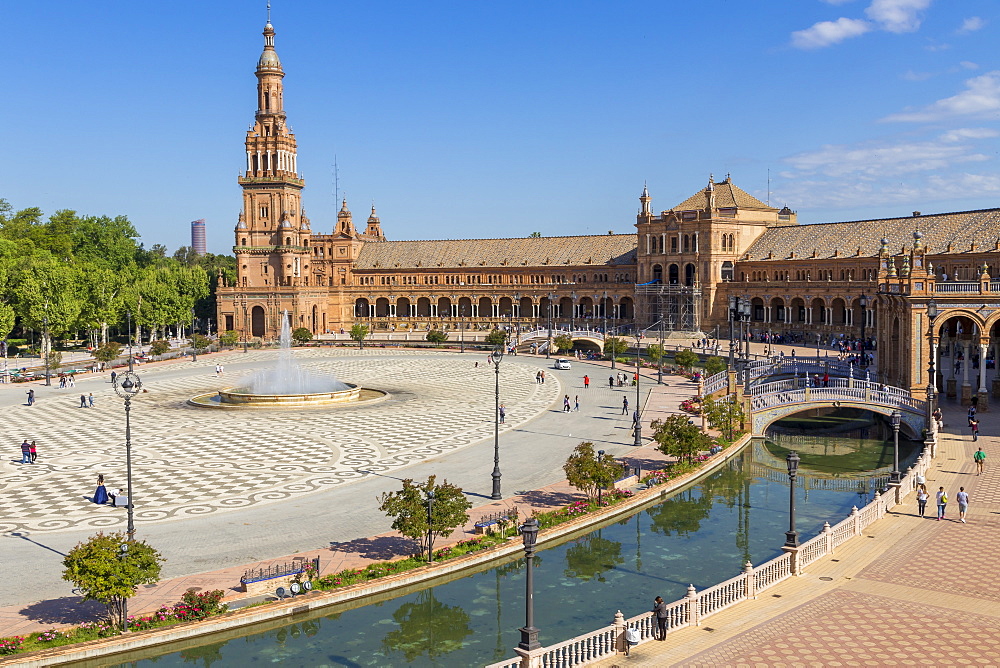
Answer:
top-left (189, 312), bottom-right (384, 409)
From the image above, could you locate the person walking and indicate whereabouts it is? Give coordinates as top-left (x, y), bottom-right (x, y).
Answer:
top-left (536, 371), bottom-right (542, 385)
top-left (957, 487), bottom-right (970, 523)
top-left (574, 395), bottom-right (580, 412)
top-left (916, 484), bottom-right (929, 517)
top-left (936, 486), bottom-right (948, 520)
top-left (563, 395), bottom-right (571, 412)
top-left (540, 371), bottom-right (545, 384)
top-left (499, 404), bottom-right (506, 424)
top-left (26, 389), bottom-right (34, 406)
top-left (652, 596), bottom-right (668, 640)
top-left (20, 440), bottom-right (32, 464)
top-left (583, 375), bottom-right (589, 389)
top-left (88, 393), bottom-right (95, 407)
top-left (68, 375), bottom-right (75, 388)
top-left (971, 418), bottom-right (980, 441)
top-left (622, 396), bottom-right (629, 415)
top-left (80, 394), bottom-right (88, 408)
top-left (29, 440), bottom-right (37, 463)
top-left (974, 447), bottom-right (986, 474)
top-left (609, 375), bottom-right (614, 389)
top-left (110, 370), bottom-right (117, 385)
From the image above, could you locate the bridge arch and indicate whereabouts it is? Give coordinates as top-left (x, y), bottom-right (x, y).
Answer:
top-left (753, 400), bottom-right (924, 439)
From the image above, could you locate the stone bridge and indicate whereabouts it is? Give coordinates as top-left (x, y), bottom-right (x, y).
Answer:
top-left (517, 328), bottom-right (605, 352)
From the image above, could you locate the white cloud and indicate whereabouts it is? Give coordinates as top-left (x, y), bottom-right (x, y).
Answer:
top-left (791, 17), bottom-right (872, 49)
top-left (940, 128), bottom-right (999, 142)
top-left (960, 61), bottom-right (979, 70)
top-left (785, 138), bottom-right (987, 178)
top-left (865, 0), bottom-right (932, 33)
top-left (957, 17), bottom-right (986, 34)
top-left (902, 70), bottom-right (934, 81)
top-left (822, 0), bottom-right (857, 4)
top-left (884, 70), bottom-right (1000, 122)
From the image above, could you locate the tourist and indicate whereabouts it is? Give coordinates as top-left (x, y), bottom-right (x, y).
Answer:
top-left (971, 419), bottom-right (979, 442)
top-left (583, 374), bottom-right (589, 389)
top-left (936, 487), bottom-right (948, 520)
top-left (80, 394), bottom-right (88, 408)
top-left (608, 375), bottom-right (614, 389)
top-left (30, 440), bottom-right (37, 463)
top-left (499, 404), bottom-right (506, 424)
top-left (932, 407), bottom-right (943, 431)
top-left (88, 393), bottom-right (95, 407)
top-left (110, 370), bottom-right (117, 385)
top-left (957, 487), bottom-right (970, 523)
top-left (574, 396), bottom-right (580, 412)
top-left (20, 440), bottom-right (31, 464)
top-left (622, 396), bottom-right (629, 415)
top-left (68, 374), bottom-right (75, 388)
top-left (563, 395), bottom-right (571, 412)
top-left (916, 484), bottom-right (929, 517)
top-left (536, 371), bottom-right (542, 384)
top-left (540, 371), bottom-right (545, 384)
top-left (26, 388), bottom-right (34, 406)
top-left (974, 447), bottom-right (986, 474)
top-left (652, 596), bottom-right (668, 640)
top-left (94, 474), bottom-right (109, 504)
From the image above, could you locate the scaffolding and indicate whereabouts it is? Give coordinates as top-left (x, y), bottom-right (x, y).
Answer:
top-left (634, 283), bottom-right (702, 333)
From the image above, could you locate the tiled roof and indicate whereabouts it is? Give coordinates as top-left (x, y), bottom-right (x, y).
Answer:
top-left (671, 178), bottom-right (773, 212)
top-left (353, 234), bottom-right (637, 270)
top-left (744, 208), bottom-right (1000, 261)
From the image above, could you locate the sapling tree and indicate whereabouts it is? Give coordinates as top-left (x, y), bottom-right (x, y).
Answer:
top-left (377, 476), bottom-right (472, 560)
top-left (563, 442), bottom-right (625, 502)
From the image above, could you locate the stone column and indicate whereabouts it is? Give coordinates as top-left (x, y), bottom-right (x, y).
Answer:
top-left (931, 339), bottom-right (939, 393)
top-left (979, 341), bottom-right (990, 410)
top-left (946, 336), bottom-right (957, 399)
top-left (961, 341), bottom-right (972, 406)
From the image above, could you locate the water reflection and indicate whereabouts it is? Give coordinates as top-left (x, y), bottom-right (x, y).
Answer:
top-left (124, 423), bottom-right (908, 668)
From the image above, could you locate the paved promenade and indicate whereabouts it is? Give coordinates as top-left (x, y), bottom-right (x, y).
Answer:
top-left (0, 348), bottom-right (693, 638)
top-left (594, 398), bottom-right (1000, 667)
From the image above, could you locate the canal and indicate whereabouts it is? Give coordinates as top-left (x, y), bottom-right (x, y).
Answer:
top-left (109, 410), bottom-right (918, 668)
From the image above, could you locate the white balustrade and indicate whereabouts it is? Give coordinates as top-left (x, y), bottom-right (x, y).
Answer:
top-left (698, 573), bottom-right (748, 617)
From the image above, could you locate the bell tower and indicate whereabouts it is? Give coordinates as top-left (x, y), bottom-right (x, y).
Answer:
top-left (234, 15), bottom-right (309, 288)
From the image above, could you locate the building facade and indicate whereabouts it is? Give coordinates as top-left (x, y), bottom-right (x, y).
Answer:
top-left (216, 19), bottom-right (1000, 403)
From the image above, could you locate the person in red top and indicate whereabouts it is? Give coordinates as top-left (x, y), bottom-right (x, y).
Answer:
top-left (583, 375), bottom-right (590, 389)
top-left (822, 372), bottom-right (829, 387)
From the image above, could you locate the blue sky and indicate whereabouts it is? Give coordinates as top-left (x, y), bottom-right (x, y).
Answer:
top-left (4, 0), bottom-right (998, 254)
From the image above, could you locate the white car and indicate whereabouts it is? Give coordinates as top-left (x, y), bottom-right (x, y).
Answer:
top-left (554, 358), bottom-right (572, 370)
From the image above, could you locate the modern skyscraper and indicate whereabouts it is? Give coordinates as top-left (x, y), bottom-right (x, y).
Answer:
top-left (191, 219), bottom-right (207, 256)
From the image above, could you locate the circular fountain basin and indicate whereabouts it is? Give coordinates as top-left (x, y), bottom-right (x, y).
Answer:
top-left (188, 384), bottom-right (387, 409)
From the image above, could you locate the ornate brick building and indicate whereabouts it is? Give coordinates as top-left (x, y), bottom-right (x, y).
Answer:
top-left (216, 19), bottom-right (1000, 404)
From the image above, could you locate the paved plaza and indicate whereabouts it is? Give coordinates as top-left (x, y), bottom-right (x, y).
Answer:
top-left (0, 348), bottom-right (679, 608)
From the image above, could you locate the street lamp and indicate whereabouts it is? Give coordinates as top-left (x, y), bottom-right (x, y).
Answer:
top-left (43, 313), bottom-right (51, 386)
top-left (241, 301), bottom-right (249, 353)
top-left (425, 488), bottom-right (435, 563)
top-left (126, 311), bottom-right (134, 373)
top-left (728, 295), bottom-right (737, 372)
top-left (113, 371), bottom-right (142, 542)
top-left (890, 409), bottom-right (901, 483)
top-left (740, 297), bottom-right (751, 362)
top-left (634, 333), bottom-right (642, 447)
top-left (517, 517), bottom-right (541, 652)
top-left (545, 293), bottom-right (554, 359)
top-left (597, 450), bottom-right (605, 506)
top-left (858, 293), bottom-right (868, 368)
top-left (784, 451), bottom-right (800, 548)
top-left (490, 345), bottom-right (504, 500)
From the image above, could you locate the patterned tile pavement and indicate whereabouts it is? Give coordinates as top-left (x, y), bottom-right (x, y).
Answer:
top-left (0, 350), bottom-right (559, 533)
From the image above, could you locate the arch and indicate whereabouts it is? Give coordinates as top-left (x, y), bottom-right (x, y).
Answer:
top-left (354, 298), bottom-right (370, 319)
top-left (457, 296), bottom-right (474, 318)
top-left (789, 297), bottom-right (806, 323)
top-left (519, 296), bottom-right (534, 317)
top-left (652, 264), bottom-right (663, 283)
top-left (578, 296), bottom-right (595, 319)
top-left (619, 296), bottom-right (634, 320)
top-left (811, 298), bottom-right (826, 324)
top-left (771, 297), bottom-right (786, 324)
top-left (438, 296), bottom-right (452, 317)
top-left (374, 297), bottom-right (390, 318)
top-left (417, 297), bottom-right (432, 317)
top-left (497, 296), bottom-right (514, 318)
top-left (251, 305), bottom-right (266, 338)
top-left (751, 297), bottom-right (765, 322)
top-left (478, 296), bottom-right (493, 318)
top-left (831, 298), bottom-right (848, 325)
top-left (668, 264), bottom-right (679, 285)
top-left (397, 297), bottom-right (412, 317)
top-left (684, 263), bottom-right (696, 287)
top-left (311, 305), bottom-right (318, 333)
top-left (558, 296), bottom-right (573, 320)
top-left (721, 261), bottom-right (734, 282)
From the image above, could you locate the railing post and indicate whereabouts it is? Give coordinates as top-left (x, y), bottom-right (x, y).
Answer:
top-left (851, 505), bottom-right (861, 536)
top-left (686, 584), bottom-right (699, 627)
top-left (782, 545), bottom-right (802, 576)
top-left (514, 647), bottom-right (544, 668)
top-left (823, 521), bottom-right (832, 555)
top-left (744, 560), bottom-right (756, 599)
top-left (613, 609), bottom-right (626, 654)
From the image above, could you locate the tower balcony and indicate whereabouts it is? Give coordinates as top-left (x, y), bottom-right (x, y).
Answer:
top-left (238, 174), bottom-right (304, 187)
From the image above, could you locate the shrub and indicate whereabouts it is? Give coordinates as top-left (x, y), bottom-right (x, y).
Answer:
top-left (0, 637), bottom-right (24, 655)
top-left (149, 340), bottom-right (171, 356)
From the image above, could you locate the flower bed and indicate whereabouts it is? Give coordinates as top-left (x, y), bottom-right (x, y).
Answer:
top-left (680, 397), bottom-right (701, 414)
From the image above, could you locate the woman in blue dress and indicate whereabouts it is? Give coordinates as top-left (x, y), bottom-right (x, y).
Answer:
top-left (94, 474), bottom-right (109, 504)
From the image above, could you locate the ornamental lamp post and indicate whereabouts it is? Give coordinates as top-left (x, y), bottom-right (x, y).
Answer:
top-left (858, 292), bottom-right (868, 367)
top-left (545, 294), bottom-right (554, 360)
top-left (597, 450), bottom-right (605, 506)
top-left (740, 297), bottom-right (751, 362)
top-left (517, 517), bottom-right (541, 652)
top-left (728, 295), bottom-right (737, 372)
top-left (113, 371), bottom-right (143, 543)
top-left (126, 311), bottom-right (134, 373)
top-left (890, 409), bottom-right (902, 483)
top-left (784, 451), bottom-right (800, 548)
top-left (634, 333), bottom-right (642, 447)
top-left (490, 345), bottom-right (504, 499)
top-left (426, 488), bottom-right (435, 563)
top-left (43, 313), bottom-right (51, 386)
top-left (927, 299), bottom-right (938, 420)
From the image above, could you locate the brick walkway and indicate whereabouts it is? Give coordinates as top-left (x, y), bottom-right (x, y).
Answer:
top-left (594, 397), bottom-right (1000, 667)
top-left (0, 355), bottom-right (691, 639)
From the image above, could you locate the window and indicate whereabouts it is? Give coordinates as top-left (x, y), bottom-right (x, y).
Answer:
top-left (671, 237), bottom-right (678, 253)
top-left (721, 261), bottom-right (734, 281)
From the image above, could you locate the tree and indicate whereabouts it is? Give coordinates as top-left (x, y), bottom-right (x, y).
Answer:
top-left (704, 356), bottom-right (727, 376)
top-left (674, 348), bottom-right (699, 371)
top-left (93, 342), bottom-right (122, 363)
top-left (552, 333), bottom-right (573, 354)
top-left (377, 476), bottom-right (472, 559)
top-left (291, 327), bottom-right (313, 344)
top-left (149, 340), bottom-right (171, 356)
top-left (646, 343), bottom-right (664, 364)
top-left (62, 532), bottom-right (163, 630)
top-left (650, 414), bottom-right (712, 464)
top-left (349, 323), bottom-right (369, 349)
top-left (425, 329), bottom-right (448, 343)
top-left (702, 396), bottom-right (745, 441)
top-left (190, 334), bottom-right (210, 351)
top-left (563, 442), bottom-right (624, 502)
top-left (603, 336), bottom-right (628, 358)
top-left (485, 329), bottom-right (508, 346)
top-left (45, 350), bottom-right (62, 370)
top-left (528, 231), bottom-right (542, 238)
top-left (219, 330), bottom-right (239, 348)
